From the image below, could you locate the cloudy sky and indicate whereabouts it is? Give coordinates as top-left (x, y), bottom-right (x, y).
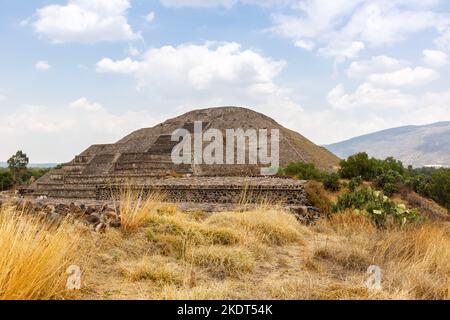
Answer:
top-left (1, 0), bottom-right (450, 163)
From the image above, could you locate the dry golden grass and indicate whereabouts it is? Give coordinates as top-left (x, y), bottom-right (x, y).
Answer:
top-left (115, 186), bottom-right (164, 232)
top-left (2, 186), bottom-right (449, 300)
top-left (371, 223), bottom-right (450, 299)
top-left (119, 255), bottom-right (183, 285)
top-left (0, 204), bottom-right (80, 300)
top-left (316, 209), bottom-right (377, 237)
top-left (206, 208), bottom-right (306, 246)
top-left (78, 202), bottom-right (449, 300)
top-left (188, 246), bottom-right (255, 276)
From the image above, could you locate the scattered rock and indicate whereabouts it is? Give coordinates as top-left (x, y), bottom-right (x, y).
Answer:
top-left (109, 220), bottom-right (121, 228)
top-left (85, 213), bottom-right (100, 225)
top-left (95, 222), bottom-right (107, 233)
top-left (288, 205), bottom-right (321, 225)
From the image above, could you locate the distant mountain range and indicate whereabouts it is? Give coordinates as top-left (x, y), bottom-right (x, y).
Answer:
top-left (0, 162), bottom-right (57, 168)
top-left (325, 121), bottom-right (450, 168)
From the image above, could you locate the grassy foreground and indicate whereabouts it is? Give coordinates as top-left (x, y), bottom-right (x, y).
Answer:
top-left (0, 193), bottom-right (449, 300)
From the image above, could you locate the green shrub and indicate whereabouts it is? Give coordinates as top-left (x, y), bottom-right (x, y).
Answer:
top-left (279, 162), bottom-right (324, 180)
top-left (374, 169), bottom-right (403, 196)
top-left (339, 153), bottom-right (405, 181)
top-left (0, 169), bottom-right (13, 191)
top-left (429, 169), bottom-right (450, 211)
top-left (339, 152), bottom-right (379, 180)
top-left (322, 173), bottom-right (340, 192)
top-left (348, 176), bottom-right (362, 191)
top-left (333, 187), bottom-right (422, 227)
top-left (406, 168), bottom-right (450, 211)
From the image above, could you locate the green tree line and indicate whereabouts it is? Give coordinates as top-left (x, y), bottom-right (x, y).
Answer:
top-left (280, 152), bottom-right (450, 212)
top-left (0, 151), bottom-right (52, 191)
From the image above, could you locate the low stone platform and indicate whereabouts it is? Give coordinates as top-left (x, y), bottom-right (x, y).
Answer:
top-left (29, 176), bottom-right (309, 206)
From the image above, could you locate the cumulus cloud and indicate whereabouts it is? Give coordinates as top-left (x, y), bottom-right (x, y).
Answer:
top-left (321, 83), bottom-right (450, 143)
top-left (0, 98), bottom-right (160, 162)
top-left (368, 67), bottom-right (439, 87)
top-left (145, 11), bottom-right (155, 23)
top-left (95, 41), bottom-right (306, 135)
top-left (159, 0), bottom-right (293, 8)
top-left (435, 28), bottom-right (450, 52)
top-left (31, 0), bottom-right (139, 43)
top-left (35, 60), bottom-right (51, 71)
top-left (294, 40), bottom-right (315, 51)
top-left (423, 49), bottom-right (448, 67)
top-left (96, 42), bottom-right (285, 90)
top-left (270, 0), bottom-right (449, 61)
top-left (327, 83), bottom-right (416, 111)
top-left (347, 55), bottom-right (439, 87)
top-left (160, 0), bottom-right (236, 8)
top-left (318, 41), bottom-right (365, 62)
top-left (347, 55), bottom-right (407, 79)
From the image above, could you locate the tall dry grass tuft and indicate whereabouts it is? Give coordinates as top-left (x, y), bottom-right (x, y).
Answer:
top-left (115, 185), bottom-right (164, 231)
top-left (0, 204), bottom-right (80, 300)
top-left (188, 246), bottom-right (255, 277)
top-left (317, 209), bottom-right (377, 237)
top-left (375, 223), bottom-right (450, 274)
top-left (206, 208), bottom-right (306, 246)
top-left (371, 223), bottom-right (450, 299)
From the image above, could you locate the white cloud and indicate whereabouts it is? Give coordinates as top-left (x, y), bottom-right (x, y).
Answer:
top-left (159, 0), bottom-right (293, 8)
top-left (96, 42), bottom-right (304, 133)
top-left (159, 0), bottom-right (236, 8)
top-left (320, 83), bottom-right (450, 143)
top-left (0, 98), bottom-right (160, 163)
top-left (347, 55), bottom-right (407, 79)
top-left (0, 95), bottom-right (6, 103)
top-left (269, 0), bottom-right (449, 61)
top-left (368, 67), bottom-right (439, 87)
top-left (69, 97), bottom-right (105, 112)
top-left (31, 0), bottom-right (139, 43)
top-left (435, 28), bottom-right (450, 52)
top-left (35, 60), bottom-right (51, 71)
top-left (327, 83), bottom-right (416, 110)
top-left (127, 46), bottom-right (141, 57)
top-left (318, 41), bottom-right (365, 62)
top-left (347, 56), bottom-right (439, 87)
top-left (97, 57), bottom-right (140, 74)
top-left (145, 11), bottom-right (155, 23)
top-left (96, 42), bottom-right (287, 98)
top-left (423, 49), bottom-right (448, 67)
top-left (294, 40), bottom-right (315, 51)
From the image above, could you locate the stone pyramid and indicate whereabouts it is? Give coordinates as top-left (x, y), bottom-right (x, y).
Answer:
top-left (28, 107), bottom-right (339, 201)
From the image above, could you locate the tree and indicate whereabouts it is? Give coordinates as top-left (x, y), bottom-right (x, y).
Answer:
top-left (0, 169), bottom-right (13, 191)
top-left (7, 150), bottom-right (29, 184)
top-left (339, 152), bottom-right (378, 180)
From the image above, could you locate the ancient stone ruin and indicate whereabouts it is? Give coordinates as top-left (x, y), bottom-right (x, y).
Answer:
top-left (27, 107), bottom-right (339, 206)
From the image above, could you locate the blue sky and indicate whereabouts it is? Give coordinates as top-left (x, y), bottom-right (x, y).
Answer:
top-left (0, 0), bottom-right (450, 162)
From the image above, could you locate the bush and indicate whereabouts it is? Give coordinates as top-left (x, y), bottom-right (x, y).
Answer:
top-left (339, 153), bottom-right (379, 180)
top-left (339, 153), bottom-right (405, 181)
top-left (374, 169), bottom-right (403, 196)
top-left (407, 168), bottom-right (450, 211)
top-left (348, 176), bottom-right (362, 192)
top-left (279, 162), bottom-right (324, 180)
top-left (429, 169), bottom-right (450, 211)
top-left (323, 173), bottom-right (340, 192)
top-left (0, 169), bottom-right (13, 191)
top-left (333, 187), bottom-right (422, 227)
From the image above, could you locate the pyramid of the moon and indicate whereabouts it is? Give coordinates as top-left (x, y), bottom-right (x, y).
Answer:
top-left (28, 107), bottom-right (340, 202)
